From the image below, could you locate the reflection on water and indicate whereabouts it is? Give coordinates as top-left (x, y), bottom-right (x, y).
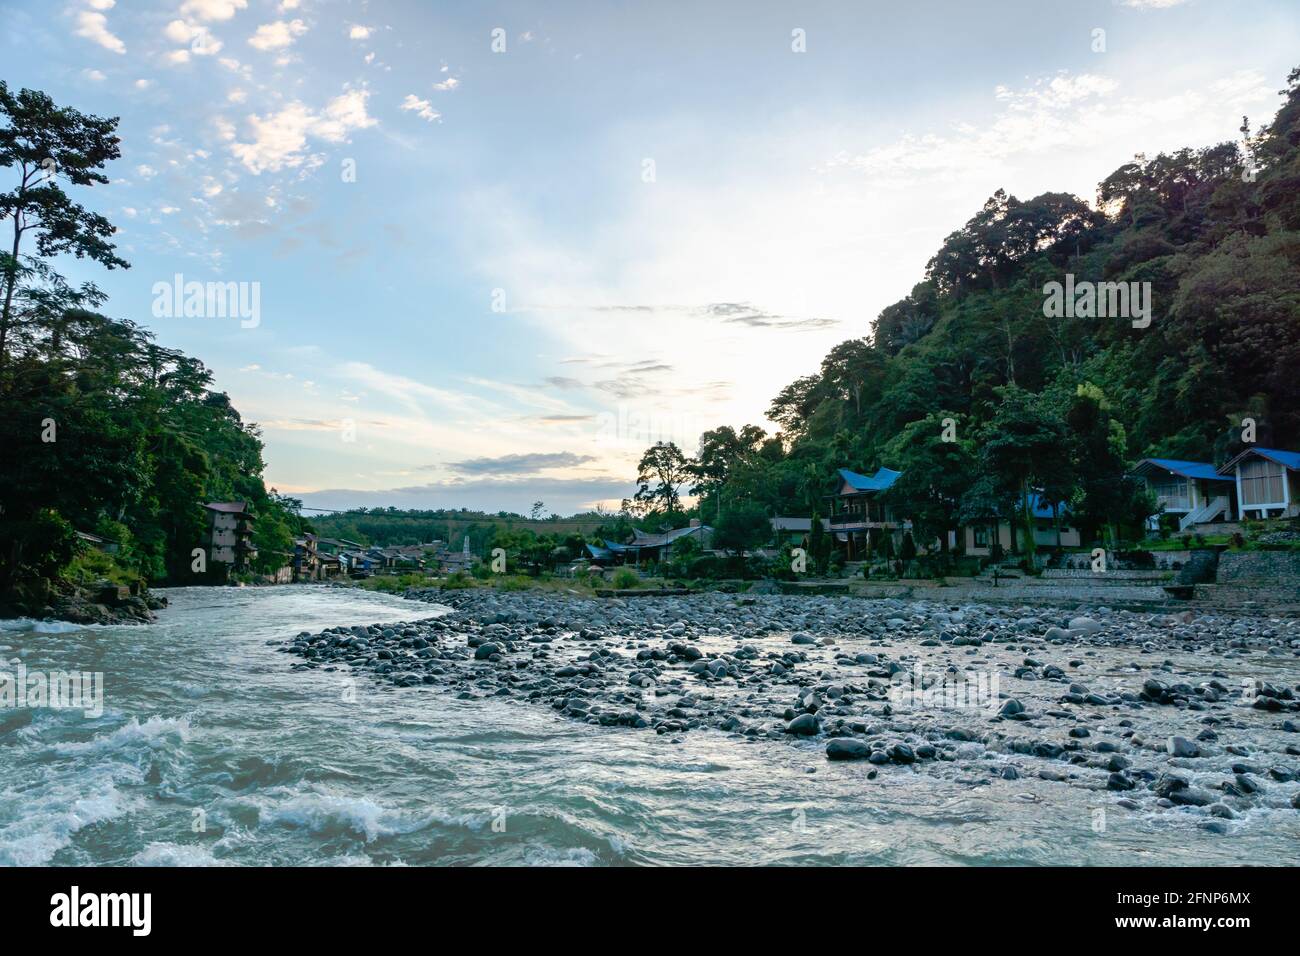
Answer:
top-left (0, 586), bottom-right (1295, 866)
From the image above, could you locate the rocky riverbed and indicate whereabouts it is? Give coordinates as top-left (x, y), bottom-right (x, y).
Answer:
top-left (278, 589), bottom-right (1300, 836)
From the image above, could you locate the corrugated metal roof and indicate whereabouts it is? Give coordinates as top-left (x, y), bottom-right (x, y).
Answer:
top-left (837, 467), bottom-right (902, 492)
top-left (630, 525), bottom-right (712, 547)
top-left (1135, 458), bottom-right (1230, 482)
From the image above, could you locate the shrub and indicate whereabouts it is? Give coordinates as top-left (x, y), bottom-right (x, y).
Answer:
top-left (442, 571), bottom-right (474, 589)
top-left (612, 568), bottom-right (640, 589)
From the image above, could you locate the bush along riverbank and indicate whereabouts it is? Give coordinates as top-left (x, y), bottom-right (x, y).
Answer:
top-left (279, 588), bottom-right (1300, 834)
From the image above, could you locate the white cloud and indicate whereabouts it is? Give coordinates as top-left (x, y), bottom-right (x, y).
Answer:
top-left (229, 90), bottom-right (377, 173)
top-left (1119, 0), bottom-right (1189, 8)
top-left (74, 11), bottom-right (126, 54)
top-left (83, 68), bottom-right (106, 81)
top-left (400, 94), bottom-right (441, 123)
top-left (134, 78), bottom-right (153, 89)
top-left (248, 19), bottom-right (308, 51)
top-left (432, 76), bottom-right (459, 92)
top-left (823, 70), bottom-right (1268, 182)
top-left (164, 19), bottom-right (223, 55)
top-left (348, 25), bottom-right (372, 40)
top-left (227, 88), bottom-right (247, 103)
top-left (180, 0), bottom-right (248, 21)
top-left (164, 50), bottom-right (191, 65)
top-left (136, 164), bottom-right (157, 178)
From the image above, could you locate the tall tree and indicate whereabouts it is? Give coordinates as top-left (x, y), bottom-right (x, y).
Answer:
top-left (0, 82), bottom-right (126, 371)
top-left (633, 441), bottom-right (691, 519)
top-left (979, 386), bottom-right (1072, 557)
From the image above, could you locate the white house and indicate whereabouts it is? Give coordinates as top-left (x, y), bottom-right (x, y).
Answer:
top-left (1131, 458), bottom-right (1237, 531)
top-left (1219, 447), bottom-right (1300, 520)
top-left (963, 492), bottom-right (1081, 556)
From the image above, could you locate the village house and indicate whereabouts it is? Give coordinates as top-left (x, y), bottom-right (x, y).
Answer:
top-left (963, 493), bottom-right (1082, 556)
top-left (316, 536), bottom-right (365, 555)
top-left (1219, 447), bottom-right (1300, 520)
top-left (318, 552), bottom-right (343, 579)
top-left (587, 520), bottom-right (714, 566)
top-left (292, 533), bottom-right (319, 582)
top-left (769, 516), bottom-right (830, 550)
top-left (826, 467), bottom-right (908, 560)
top-left (205, 501), bottom-right (256, 572)
top-left (1132, 458), bottom-right (1236, 531)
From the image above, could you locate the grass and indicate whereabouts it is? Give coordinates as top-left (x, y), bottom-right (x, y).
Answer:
top-left (355, 572), bottom-right (434, 593)
top-left (64, 550), bottom-right (140, 588)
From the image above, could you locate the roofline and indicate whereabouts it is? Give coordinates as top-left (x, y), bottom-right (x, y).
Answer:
top-left (1132, 458), bottom-right (1234, 481)
top-left (1217, 447), bottom-right (1300, 475)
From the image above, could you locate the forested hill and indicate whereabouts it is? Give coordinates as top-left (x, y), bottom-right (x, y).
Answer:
top-left (0, 82), bottom-right (309, 608)
top-left (685, 66), bottom-right (1300, 545)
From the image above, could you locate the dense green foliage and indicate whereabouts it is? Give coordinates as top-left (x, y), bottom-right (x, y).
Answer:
top-left (0, 83), bottom-right (309, 597)
top-left (663, 68), bottom-right (1300, 551)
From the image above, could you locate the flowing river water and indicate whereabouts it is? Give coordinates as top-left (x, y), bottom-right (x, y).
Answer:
top-left (1, 585), bottom-right (1296, 866)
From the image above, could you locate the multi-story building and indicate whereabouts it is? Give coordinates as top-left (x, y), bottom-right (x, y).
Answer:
top-left (205, 501), bottom-right (256, 572)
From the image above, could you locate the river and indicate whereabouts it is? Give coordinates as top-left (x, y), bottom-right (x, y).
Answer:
top-left (1, 585), bottom-right (1295, 866)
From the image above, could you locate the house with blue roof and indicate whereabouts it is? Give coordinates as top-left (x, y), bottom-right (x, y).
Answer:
top-left (1132, 458), bottom-right (1237, 531)
top-left (586, 520), bottom-right (713, 566)
top-left (826, 467), bottom-right (909, 559)
top-left (1218, 447), bottom-right (1300, 520)
top-left (963, 492), bottom-right (1082, 556)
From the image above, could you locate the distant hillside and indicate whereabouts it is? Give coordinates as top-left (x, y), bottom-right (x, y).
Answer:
top-left (679, 66), bottom-right (1300, 546)
top-left (307, 509), bottom-right (611, 551)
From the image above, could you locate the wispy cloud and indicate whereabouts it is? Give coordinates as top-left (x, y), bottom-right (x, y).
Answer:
top-left (74, 5), bottom-right (126, 54)
top-left (446, 451), bottom-right (596, 476)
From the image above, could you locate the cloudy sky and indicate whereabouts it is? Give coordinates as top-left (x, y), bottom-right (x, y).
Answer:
top-left (5, 0), bottom-right (1299, 514)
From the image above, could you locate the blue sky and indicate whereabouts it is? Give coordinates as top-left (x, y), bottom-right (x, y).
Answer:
top-left (6, 0), bottom-right (1299, 514)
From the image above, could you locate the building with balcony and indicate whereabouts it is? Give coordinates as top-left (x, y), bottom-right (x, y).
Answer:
top-left (826, 467), bottom-right (907, 559)
top-left (205, 501), bottom-right (256, 573)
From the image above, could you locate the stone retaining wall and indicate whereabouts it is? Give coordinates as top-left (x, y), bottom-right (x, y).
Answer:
top-left (1216, 551), bottom-right (1300, 588)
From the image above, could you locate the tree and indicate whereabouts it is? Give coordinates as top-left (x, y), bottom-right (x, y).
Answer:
top-left (899, 531), bottom-right (917, 573)
top-left (713, 502), bottom-right (770, 556)
top-left (530, 500), bottom-right (545, 521)
top-left (882, 413), bottom-right (976, 553)
top-left (689, 424), bottom-right (766, 518)
top-left (633, 441), bottom-right (691, 518)
top-left (1066, 383), bottom-right (1129, 546)
top-left (979, 386), bottom-right (1072, 557)
top-left (807, 512), bottom-right (830, 573)
top-left (0, 82), bottom-right (127, 371)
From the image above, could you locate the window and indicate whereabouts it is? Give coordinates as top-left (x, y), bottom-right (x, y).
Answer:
top-left (1152, 477), bottom-right (1190, 510)
top-left (973, 526), bottom-right (989, 548)
top-left (1239, 458), bottom-right (1285, 506)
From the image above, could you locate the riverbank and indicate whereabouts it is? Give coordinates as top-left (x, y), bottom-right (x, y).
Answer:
top-left (0, 580), bottom-right (165, 626)
top-left (282, 587), bottom-right (1300, 841)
